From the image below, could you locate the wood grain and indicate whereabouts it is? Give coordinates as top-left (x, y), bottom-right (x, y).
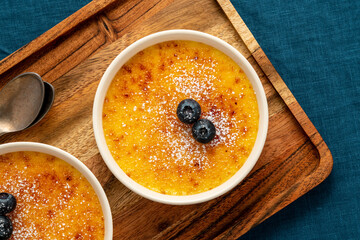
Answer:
top-left (0, 0), bottom-right (333, 239)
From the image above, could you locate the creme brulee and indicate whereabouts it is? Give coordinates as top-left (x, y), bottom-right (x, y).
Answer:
top-left (0, 151), bottom-right (104, 239)
top-left (103, 40), bottom-right (259, 195)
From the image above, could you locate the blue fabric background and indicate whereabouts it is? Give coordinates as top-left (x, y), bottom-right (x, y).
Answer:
top-left (0, 0), bottom-right (359, 239)
top-left (0, 0), bottom-right (90, 58)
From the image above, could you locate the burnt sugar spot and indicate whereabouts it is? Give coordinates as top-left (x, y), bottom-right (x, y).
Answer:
top-left (113, 135), bottom-right (124, 142)
top-left (87, 225), bottom-right (95, 232)
top-left (142, 86), bottom-right (149, 92)
top-left (46, 156), bottom-right (56, 162)
top-left (145, 71), bottom-right (152, 81)
top-left (43, 172), bottom-right (60, 184)
top-left (123, 64), bottom-right (132, 73)
top-left (138, 70), bottom-right (153, 94)
top-left (75, 233), bottom-right (84, 240)
top-left (139, 63), bottom-right (146, 71)
top-left (213, 94), bottom-right (225, 106)
top-left (22, 153), bottom-right (30, 162)
top-left (193, 51), bottom-right (199, 61)
top-left (47, 210), bottom-right (55, 219)
top-left (190, 178), bottom-right (199, 187)
top-left (65, 174), bottom-right (73, 181)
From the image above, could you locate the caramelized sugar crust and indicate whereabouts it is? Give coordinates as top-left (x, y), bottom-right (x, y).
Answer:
top-left (0, 151), bottom-right (104, 239)
top-left (103, 40), bottom-right (259, 195)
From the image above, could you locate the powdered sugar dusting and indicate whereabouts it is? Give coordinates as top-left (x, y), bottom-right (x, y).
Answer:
top-left (166, 59), bottom-right (217, 100)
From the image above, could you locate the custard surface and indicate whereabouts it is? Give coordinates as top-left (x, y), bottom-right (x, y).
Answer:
top-left (103, 40), bottom-right (259, 195)
top-left (0, 151), bottom-right (104, 239)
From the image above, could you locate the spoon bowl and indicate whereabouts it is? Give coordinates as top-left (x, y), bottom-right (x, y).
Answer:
top-left (26, 81), bottom-right (55, 129)
top-left (0, 72), bottom-right (44, 136)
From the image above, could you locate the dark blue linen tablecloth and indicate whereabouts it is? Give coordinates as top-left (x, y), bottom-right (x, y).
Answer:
top-left (1, 0), bottom-right (359, 239)
top-left (232, 1), bottom-right (360, 239)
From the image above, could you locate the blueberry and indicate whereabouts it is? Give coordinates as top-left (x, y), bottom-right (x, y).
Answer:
top-left (177, 99), bottom-right (201, 124)
top-left (0, 215), bottom-right (13, 240)
top-left (192, 119), bottom-right (216, 143)
top-left (0, 193), bottom-right (16, 215)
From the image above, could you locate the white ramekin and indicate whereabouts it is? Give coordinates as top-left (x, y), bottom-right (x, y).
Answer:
top-left (0, 142), bottom-right (113, 239)
top-left (93, 29), bottom-right (268, 205)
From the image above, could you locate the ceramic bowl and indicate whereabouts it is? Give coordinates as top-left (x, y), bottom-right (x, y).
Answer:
top-left (93, 29), bottom-right (268, 205)
top-left (0, 142), bottom-right (113, 239)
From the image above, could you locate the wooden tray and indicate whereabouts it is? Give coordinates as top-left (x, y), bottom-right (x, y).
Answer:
top-left (0, 0), bottom-right (333, 239)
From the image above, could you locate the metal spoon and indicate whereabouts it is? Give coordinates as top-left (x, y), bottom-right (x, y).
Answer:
top-left (26, 81), bottom-right (55, 129)
top-left (0, 72), bottom-right (44, 136)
